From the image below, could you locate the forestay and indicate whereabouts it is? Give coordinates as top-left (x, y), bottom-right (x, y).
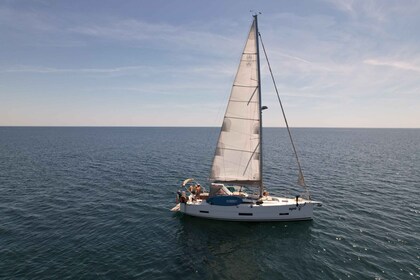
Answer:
top-left (209, 19), bottom-right (261, 186)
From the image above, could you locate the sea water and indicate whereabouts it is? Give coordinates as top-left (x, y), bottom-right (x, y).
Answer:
top-left (0, 127), bottom-right (418, 279)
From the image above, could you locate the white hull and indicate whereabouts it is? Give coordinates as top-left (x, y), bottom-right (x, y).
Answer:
top-left (178, 197), bottom-right (320, 222)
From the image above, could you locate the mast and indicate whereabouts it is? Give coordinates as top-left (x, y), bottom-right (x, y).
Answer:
top-left (254, 14), bottom-right (263, 197)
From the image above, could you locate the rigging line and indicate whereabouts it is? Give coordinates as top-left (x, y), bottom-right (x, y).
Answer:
top-left (258, 32), bottom-right (310, 195)
top-left (247, 86), bottom-right (259, 106)
top-left (242, 142), bottom-right (260, 176)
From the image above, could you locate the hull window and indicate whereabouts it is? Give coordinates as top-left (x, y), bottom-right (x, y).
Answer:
top-left (238, 213), bottom-right (253, 216)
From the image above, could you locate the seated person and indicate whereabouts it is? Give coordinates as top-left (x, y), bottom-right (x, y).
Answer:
top-left (189, 185), bottom-right (197, 194)
top-left (196, 184), bottom-right (202, 196)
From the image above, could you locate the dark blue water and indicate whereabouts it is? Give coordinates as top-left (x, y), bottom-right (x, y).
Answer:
top-left (0, 127), bottom-right (418, 279)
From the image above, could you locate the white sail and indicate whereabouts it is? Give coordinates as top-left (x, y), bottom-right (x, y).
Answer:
top-left (209, 19), bottom-right (261, 186)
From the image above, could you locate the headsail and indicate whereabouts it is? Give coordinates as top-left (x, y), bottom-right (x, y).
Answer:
top-left (209, 19), bottom-right (261, 186)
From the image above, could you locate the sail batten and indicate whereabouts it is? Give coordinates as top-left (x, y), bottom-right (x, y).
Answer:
top-left (216, 146), bottom-right (260, 154)
top-left (233, 85), bottom-right (257, 88)
top-left (224, 116), bottom-right (260, 121)
top-left (229, 100), bottom-right (258, 104)
top-left (209, 19), bottom-right (261, 185)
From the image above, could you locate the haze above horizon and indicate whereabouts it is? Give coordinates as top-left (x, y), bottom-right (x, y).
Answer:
top-left (1, 0), bottom-right (419, 128)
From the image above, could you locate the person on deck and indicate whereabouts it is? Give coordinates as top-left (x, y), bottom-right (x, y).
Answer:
top-left (196, 184), bottom-right (202, 197)
top-left (189, 185), bottom-right (197, 195)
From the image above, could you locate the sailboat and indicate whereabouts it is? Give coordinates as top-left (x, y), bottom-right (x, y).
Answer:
top-left (172, 14), bottom-right (321, 221)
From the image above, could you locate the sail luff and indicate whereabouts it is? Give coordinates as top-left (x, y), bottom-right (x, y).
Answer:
top-left (254, 14), bottom-right (264, 197)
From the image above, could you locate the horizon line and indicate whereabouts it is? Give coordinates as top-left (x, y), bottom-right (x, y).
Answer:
top-left (0, 125), bottom-right (419, 129)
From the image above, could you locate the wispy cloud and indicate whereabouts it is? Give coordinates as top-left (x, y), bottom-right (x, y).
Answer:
top-left (0, 6), bottom-right (57, 32)
top-left (68, 18), bottom-right (243, 57)
top-left (0, 6), bottom-right (243, 53)
top-left (324, 0), bottom-right (420, 21)
top-left (1, 63), bottom-right (236, 80)
top-left (1, 65), bottom-right (146, 74)
top-left (364, 59), bottom-right (420, 72)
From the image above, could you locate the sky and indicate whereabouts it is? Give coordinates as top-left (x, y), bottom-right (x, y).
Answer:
top-left (0, 0), bottom-right (419, 127)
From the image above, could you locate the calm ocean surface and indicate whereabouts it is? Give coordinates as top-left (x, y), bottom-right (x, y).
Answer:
top-left (0, 127), bottom-right (418, 279)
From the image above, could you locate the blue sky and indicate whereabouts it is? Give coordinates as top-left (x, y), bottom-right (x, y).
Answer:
top-left (0, 0), bottom-right (419, 127)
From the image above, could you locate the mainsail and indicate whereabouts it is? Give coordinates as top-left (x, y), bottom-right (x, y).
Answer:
top-left (209, 19), bottom-right (261, 186)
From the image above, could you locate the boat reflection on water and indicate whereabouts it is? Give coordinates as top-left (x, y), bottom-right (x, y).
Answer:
top-left (174, 214), bottom-right (313, 278)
